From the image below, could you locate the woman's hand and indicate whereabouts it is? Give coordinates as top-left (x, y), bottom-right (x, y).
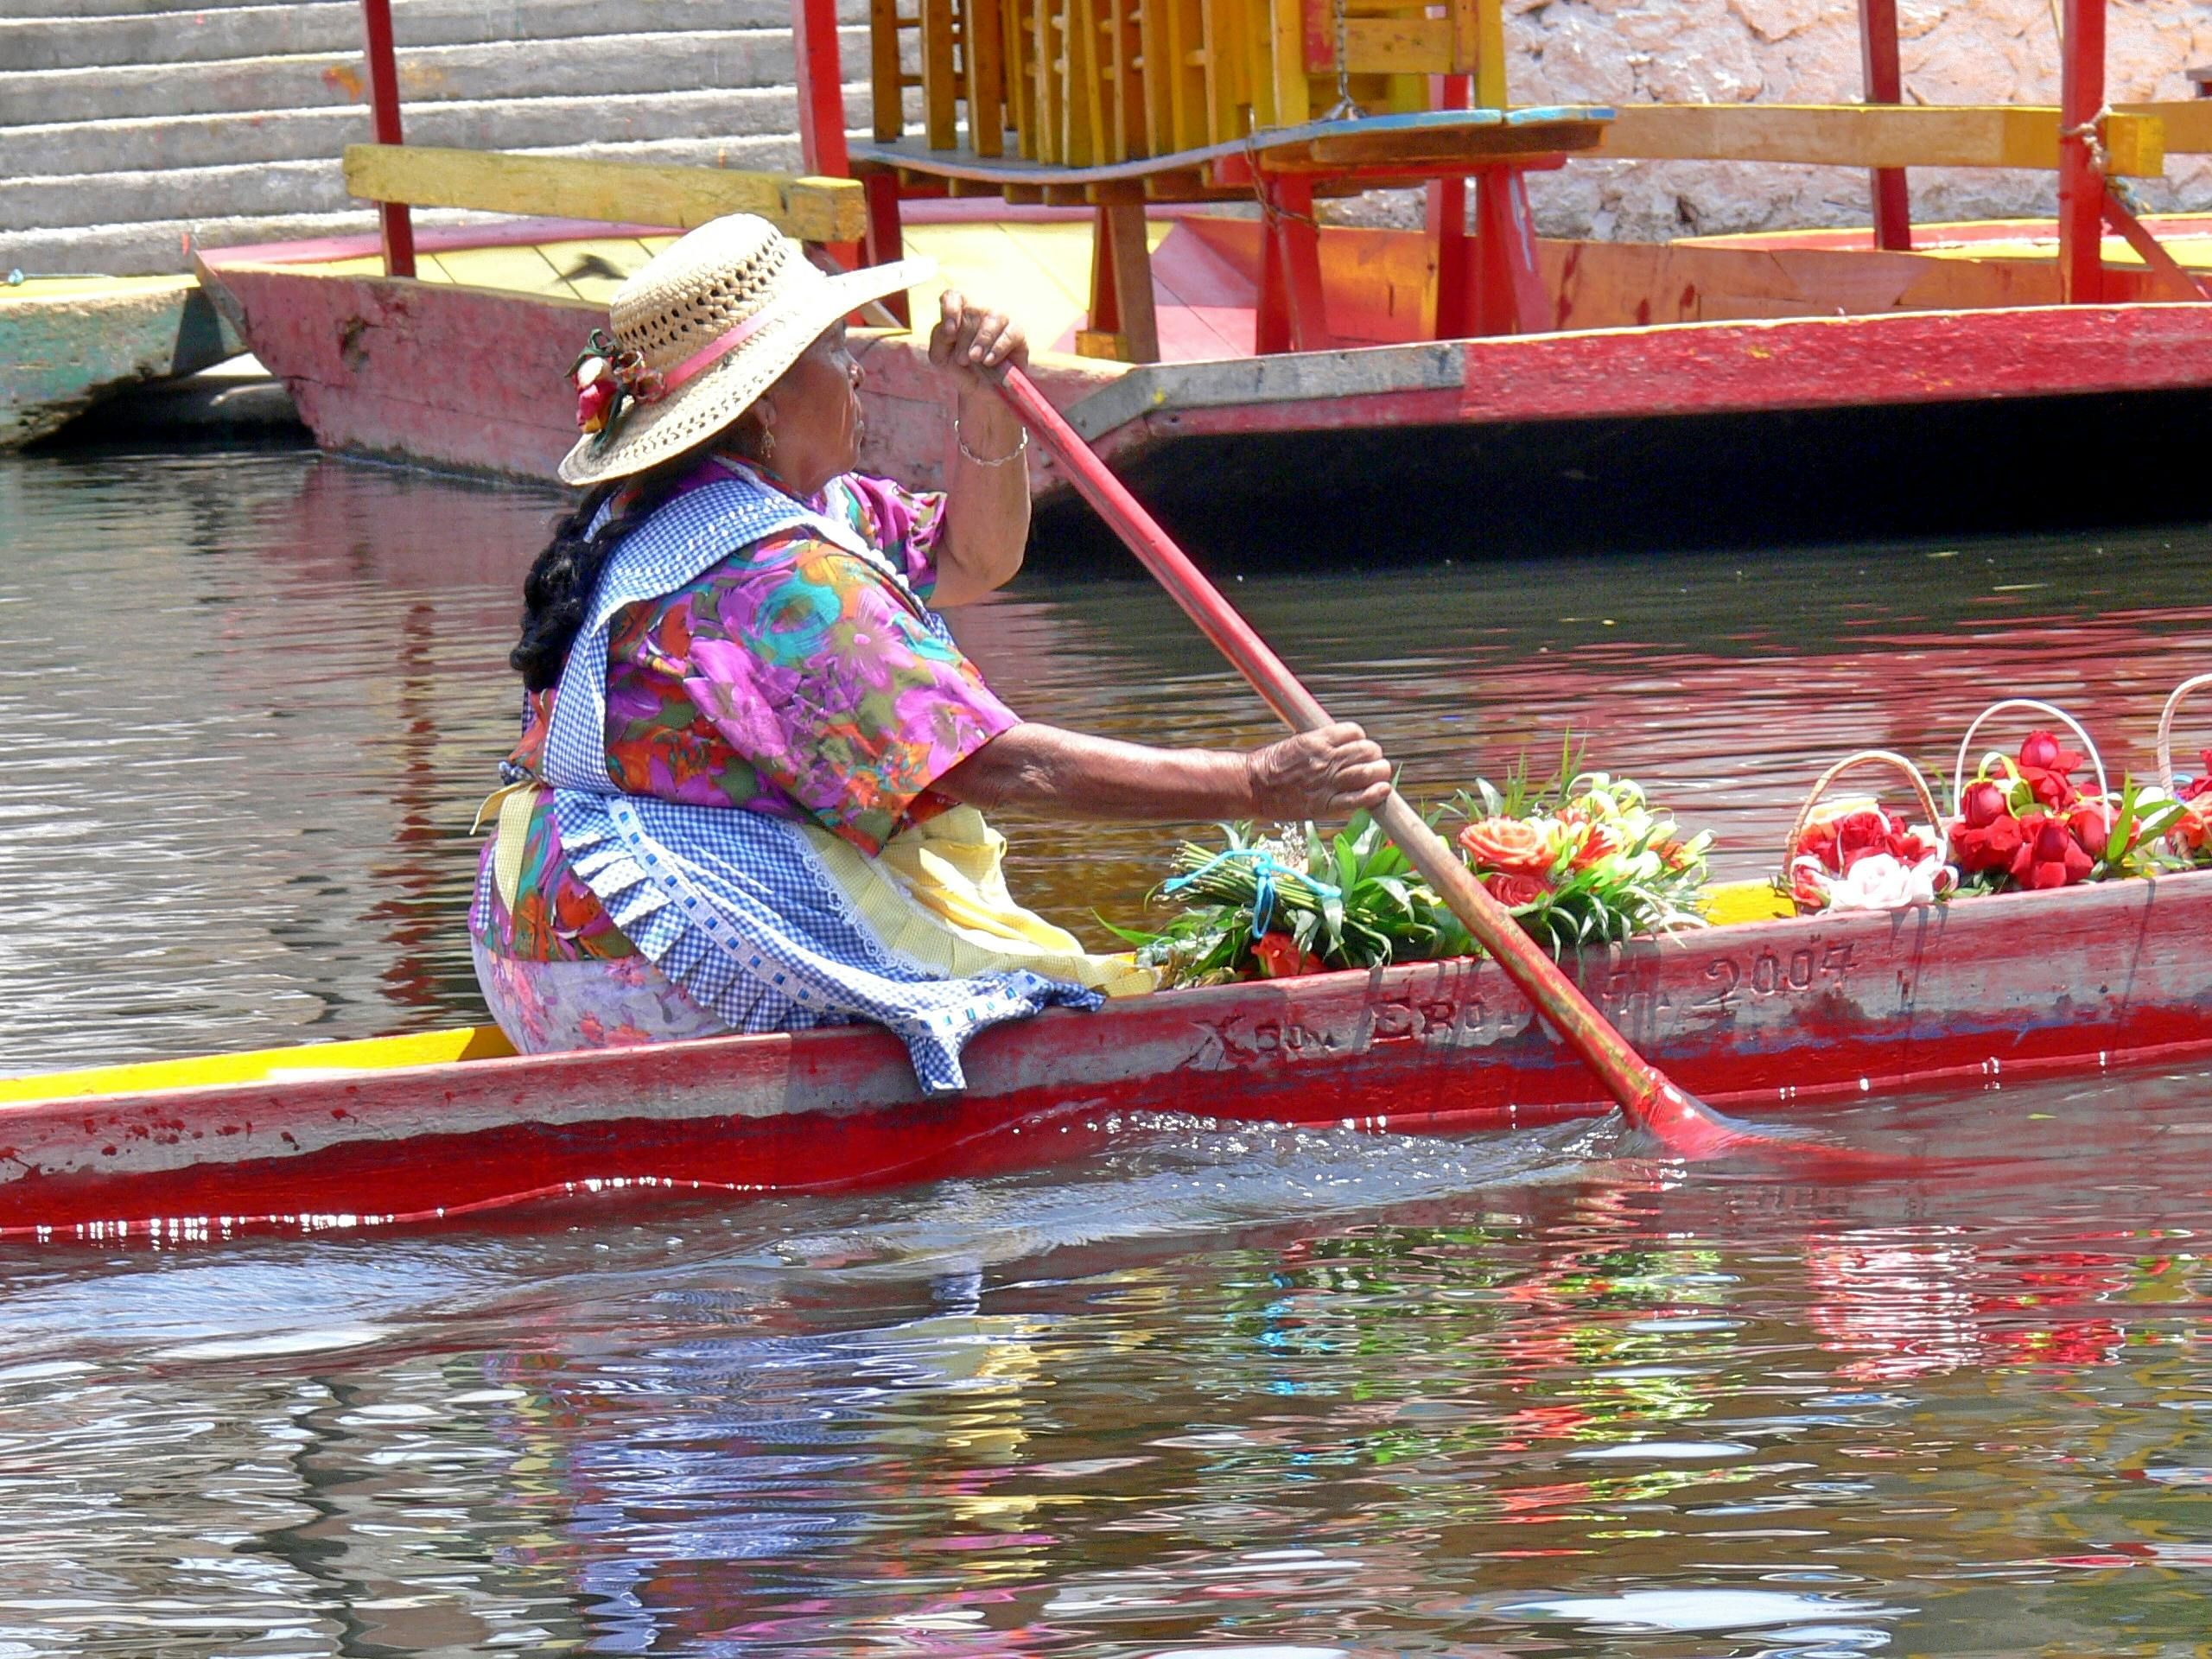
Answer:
top-left (929, 290), bottom-right (1027, 385)
top-left (1245, 723), bottom-right (1393, 819)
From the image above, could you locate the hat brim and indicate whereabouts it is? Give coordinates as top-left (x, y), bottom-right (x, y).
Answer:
top-left (556, 254), bottom-right (936, 488)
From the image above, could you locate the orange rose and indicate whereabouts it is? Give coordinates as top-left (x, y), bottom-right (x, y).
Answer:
top-left (1484, 871), bottom-right (1549, 908)
top-left (1457, 815), bottom-right (1555, 877)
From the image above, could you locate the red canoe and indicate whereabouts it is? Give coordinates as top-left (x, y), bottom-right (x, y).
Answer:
top-left (3, 872), bottom-right (2209, 1242)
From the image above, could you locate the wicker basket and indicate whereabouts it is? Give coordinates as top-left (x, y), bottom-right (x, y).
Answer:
top-left (1782, 749), bottom-right (1945, 912)
top-left (2157, 674), bottom-right (2212, 796)
top-left (1950, 697), bottom-right (2109, 815)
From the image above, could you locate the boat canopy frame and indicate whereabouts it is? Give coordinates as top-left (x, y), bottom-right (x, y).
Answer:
top-left (345, 0), bottom-right (2212, 361)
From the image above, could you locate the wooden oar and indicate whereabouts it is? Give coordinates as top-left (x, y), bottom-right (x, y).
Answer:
top-left (991, 364), bottom-right (1779, 1160)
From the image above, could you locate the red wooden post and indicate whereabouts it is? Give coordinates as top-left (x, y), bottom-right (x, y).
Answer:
top-left (1259, 176), bottom-right (1330, 353)
top-left (2057, 0), bottom-right (2107, 303)
top-left (1470, 167), bottom-right (1548, 335)
top-left (792, 0), bottom-right (865, 271)
top-left (861, 172), bottom-right (910, 325)
top-left (792, 0), bottom-right (851, 178)
top-left (1428, 73), bottom-right (1473, 339)
top-left (358, 0), bottom-right (414, 279)
top-left (1858, 0), bottom-right (1912, 251)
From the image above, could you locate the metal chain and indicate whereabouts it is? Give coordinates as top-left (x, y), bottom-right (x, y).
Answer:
top-left (1322, 0), bottom-right (1363, 121)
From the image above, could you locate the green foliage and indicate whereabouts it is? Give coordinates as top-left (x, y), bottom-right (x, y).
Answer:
top-left (1120, 815), bottom-right (1473, 985)
top-left (1128, 747), bottom-right (1715, 987)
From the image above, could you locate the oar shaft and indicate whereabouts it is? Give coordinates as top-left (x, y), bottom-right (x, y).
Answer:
top-left (992, 366), bottom-right (1329, 734)
top-left (994, 365), bottom-right (1667, 1119)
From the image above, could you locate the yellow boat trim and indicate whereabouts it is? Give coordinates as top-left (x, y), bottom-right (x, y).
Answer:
top-left (0, 1026), bottom-right (517, 1108)
top-left (0, 877), bottom-right (1790, 1109)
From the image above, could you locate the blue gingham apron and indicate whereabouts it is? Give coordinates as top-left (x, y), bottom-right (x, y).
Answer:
top-left (539, 466), bottom-right (1102, 1095)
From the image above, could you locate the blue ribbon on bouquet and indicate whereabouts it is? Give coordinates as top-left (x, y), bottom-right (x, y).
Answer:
top-left (1164, 846), bottom-right (1340, 937)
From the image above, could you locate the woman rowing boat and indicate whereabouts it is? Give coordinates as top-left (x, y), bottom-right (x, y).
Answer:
top-left (469, 214), bottom-right (1389, 1090)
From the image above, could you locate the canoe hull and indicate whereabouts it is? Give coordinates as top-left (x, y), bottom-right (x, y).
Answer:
top-left (194, 219), bottom-right (2212, 519)
top-left (6, 871), bottom-right (2209, 1240)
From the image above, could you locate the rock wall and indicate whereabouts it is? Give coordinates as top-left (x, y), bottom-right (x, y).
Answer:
top-left (1509, 0), bottom-right (2212, 238)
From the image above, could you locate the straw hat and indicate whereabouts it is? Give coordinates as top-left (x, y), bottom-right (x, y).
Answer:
top-left (557, 213), bottom-right (931, 487)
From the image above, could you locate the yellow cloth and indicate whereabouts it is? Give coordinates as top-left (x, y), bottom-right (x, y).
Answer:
top-left (1700, 879), bottom-right (1796, 925)
top-left (803, 804), bottom-right (1158, 998)
top-left (470, 780), bottom-right (543, 916)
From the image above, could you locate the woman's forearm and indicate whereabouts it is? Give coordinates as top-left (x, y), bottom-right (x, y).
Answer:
top-left (938, 721), bottom-right (1249, 820)
top-left (931, 387), bottom-right (1030, 607)
top-left (936, 720), bottom-right (1394, 823)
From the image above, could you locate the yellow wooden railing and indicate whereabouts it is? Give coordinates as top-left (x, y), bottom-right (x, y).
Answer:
top-left (870, 0), bottom-right (1507, 166)
top-left (345, 145), bottom-right (868, 243)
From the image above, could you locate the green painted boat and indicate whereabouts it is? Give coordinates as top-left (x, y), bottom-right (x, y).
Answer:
top-left (0, 273), bottom-right (241, 448)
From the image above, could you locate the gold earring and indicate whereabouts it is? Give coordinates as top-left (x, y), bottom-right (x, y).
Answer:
top-left (761, 427), bottom-right (774, 462)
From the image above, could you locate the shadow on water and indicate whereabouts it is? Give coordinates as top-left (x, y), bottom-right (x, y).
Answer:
top-left (1037, 387), bottom-right (2212, 572)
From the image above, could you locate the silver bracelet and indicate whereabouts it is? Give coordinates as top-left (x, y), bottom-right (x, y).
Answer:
top-left (954, 417), bottom-right (1028, 467)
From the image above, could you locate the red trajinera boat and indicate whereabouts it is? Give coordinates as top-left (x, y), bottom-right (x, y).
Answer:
top-left (3, 870), bottom-right (2208, 1242)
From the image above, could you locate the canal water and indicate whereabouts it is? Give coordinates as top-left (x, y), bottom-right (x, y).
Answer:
top-left (1, 444), bottom-right (2209, 1656)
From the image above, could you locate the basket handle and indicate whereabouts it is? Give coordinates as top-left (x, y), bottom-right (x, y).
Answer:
top-left (1783, 749), bottom-right (1945, 885)
top-left (1950, 698), bottom-right (2109, 815)
top-left (2157, 674), bottom-right (2212, 795)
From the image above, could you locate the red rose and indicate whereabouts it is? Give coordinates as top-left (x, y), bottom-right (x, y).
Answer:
top-left (1797, 819), bottom-right (1840, 870)
top-left (2018, 730), bottom-right (2085, 810)
top-left (2067, 802), bottom-right (2113, 862)
top-left (1950, 812), bottom-right (2024, 874)
top-left (1891, 824), bottom-right (1937, 864)
top-left (1483, 871), bottom-right (1549, 908)
top-left (1458, 817), bottom-right (1555, 878)
top-left (1960, 779), bottom-right (2008, 829)
top-left (2020, 730), bottom-right (2082, 772)
top-left (1789, 859), bottom-right (1830, 911)
top-left (1833, 809), bottom-right (1897, 872)
top-left (1250, 931), bottom-right (1322, 980)
top-left (2009, 811), bottom-right (2094, 890)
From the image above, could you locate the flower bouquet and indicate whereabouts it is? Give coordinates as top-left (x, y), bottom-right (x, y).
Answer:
top-left (1123, 750), bottom-right (1713, 987)
top-left (1783, 752), bottom-right (1955, 914)
top-left (1448, 766), bottom-right (1712, 954)
top-left (1947, 702), bottom-right (2184, 893)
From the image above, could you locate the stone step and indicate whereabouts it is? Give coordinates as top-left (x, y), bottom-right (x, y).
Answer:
top-left (0, 27), bottom-right (868, 127)
top-left (10, 0), bottom-right (292, 16)
top-left (0, 0), bottom-right (862, 73)
top-left (0, 130), bottom-right (824, 235)
top-left (3, 81), bottom-right (856, 177)
top-left (2, 207), bottom-right (495, 280)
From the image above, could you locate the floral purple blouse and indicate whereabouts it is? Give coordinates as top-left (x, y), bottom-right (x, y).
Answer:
top-left (473, 464), bottom-right (1019, 963)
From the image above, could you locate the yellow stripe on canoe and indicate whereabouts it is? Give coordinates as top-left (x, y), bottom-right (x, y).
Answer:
top-left (0, 1026), bottom-right (517, 1108)
top-left (0, 883), bottom-right (1790, 1111)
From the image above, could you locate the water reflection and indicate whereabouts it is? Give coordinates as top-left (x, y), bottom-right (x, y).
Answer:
top-left (0, 1065), bottom-right (2195, 1652)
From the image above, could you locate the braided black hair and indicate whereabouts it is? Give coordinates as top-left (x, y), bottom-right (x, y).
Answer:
top-left (508, 452), bottom-right (708, 690)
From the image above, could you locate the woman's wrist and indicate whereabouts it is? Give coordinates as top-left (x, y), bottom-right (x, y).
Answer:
top-left (949, 391), bottom-right (1025, 467)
